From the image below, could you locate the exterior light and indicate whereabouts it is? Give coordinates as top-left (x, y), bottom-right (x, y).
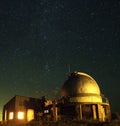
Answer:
top-left (44, 110), bottom-right (49, 113)
top-left (18, 112), bottom-right (24, 119)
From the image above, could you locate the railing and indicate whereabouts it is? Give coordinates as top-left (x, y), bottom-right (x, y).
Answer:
top-left (102, 96), bottom-right (109, 104)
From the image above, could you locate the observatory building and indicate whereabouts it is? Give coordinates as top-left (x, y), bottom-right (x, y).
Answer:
top-left (2, 72), bottom-right (111, 124)
top-left (60, 72), bottom-right (111, 122)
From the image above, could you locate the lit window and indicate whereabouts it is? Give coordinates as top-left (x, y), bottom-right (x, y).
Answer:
top-left (9, 112), bottom-right (14, 120)
top-left (18, 112), bottom-right (24, 119)
top-left (27, 109), bottom-right (34, 121)
top-left (44, 110), bottom-right (49, 113)
top-left (5, 110), bottom-right (7, 121)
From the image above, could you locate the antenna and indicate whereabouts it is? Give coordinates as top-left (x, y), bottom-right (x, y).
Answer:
top-left (67, 64), bottom-right (71, 73)
top-left (66, 64), bottom-right (71, 78)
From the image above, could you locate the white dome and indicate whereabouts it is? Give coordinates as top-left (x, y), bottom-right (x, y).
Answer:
top-left (61, 72), bottom-right (102, 103)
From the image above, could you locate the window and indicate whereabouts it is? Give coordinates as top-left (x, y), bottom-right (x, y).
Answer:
top-left (9, 112), bottom-right (14, 120)
top-left (44, 109), bottom-right (49, 113)
top-left (5, 110), bottom-right (7, 121)
top-left (18, 112), bottom-right (24, 119)
top-left (27, 109), bottom-right (34, 121)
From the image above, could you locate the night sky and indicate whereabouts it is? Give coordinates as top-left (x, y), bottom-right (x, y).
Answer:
top-left (0, 0), bottom-right (120, 120)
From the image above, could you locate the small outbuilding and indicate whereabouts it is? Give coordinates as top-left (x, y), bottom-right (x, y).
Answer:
top-left (2, 95), bottom-right (45, 124)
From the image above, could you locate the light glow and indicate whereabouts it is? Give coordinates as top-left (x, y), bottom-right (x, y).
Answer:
top-left (5, 110), bottom-right (7, 121)
top-left (18, 112), bottom-right (24, 119)
top-left (9, 112), bottom-right (14, 120)
top-left (44, 109), bottom-right (49, 113)
top-left (27, 109), bottom-right (34, 121)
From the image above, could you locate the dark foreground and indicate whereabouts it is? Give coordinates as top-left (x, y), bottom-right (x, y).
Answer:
top-left (1, 120), bottom-right (120, 126)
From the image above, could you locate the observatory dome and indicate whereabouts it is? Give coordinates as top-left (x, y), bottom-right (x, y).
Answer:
top-left (61, 72), bottom-right (102, 103)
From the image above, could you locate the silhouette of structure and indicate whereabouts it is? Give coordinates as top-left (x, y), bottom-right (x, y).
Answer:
top-left (2, 95), bottom-right (45, 123)
top-left (60, 72), bottom-right (111, 122)
top-left (2, 72), bottom-right (111, 124)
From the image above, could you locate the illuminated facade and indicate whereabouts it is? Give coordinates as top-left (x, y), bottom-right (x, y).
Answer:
top-left (2, 95), bottom-right (43, 123)
top-left (60, 72), bottom-right (111, 122)
top-left (2, 72), bottom-right (111, 123)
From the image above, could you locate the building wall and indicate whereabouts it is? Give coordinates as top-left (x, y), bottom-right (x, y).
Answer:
top-left (3, 95), bottom-right (111, 123)
top-left (3, 96), bottom-right (16, 121)
top-left (15, 95), bottom-right (29, 110)
top-left (2, 95), bottom-right (42, 123)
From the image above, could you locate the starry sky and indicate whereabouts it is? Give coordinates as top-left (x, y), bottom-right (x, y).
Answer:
top-left (0, 0), bottom-right (120, 120)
